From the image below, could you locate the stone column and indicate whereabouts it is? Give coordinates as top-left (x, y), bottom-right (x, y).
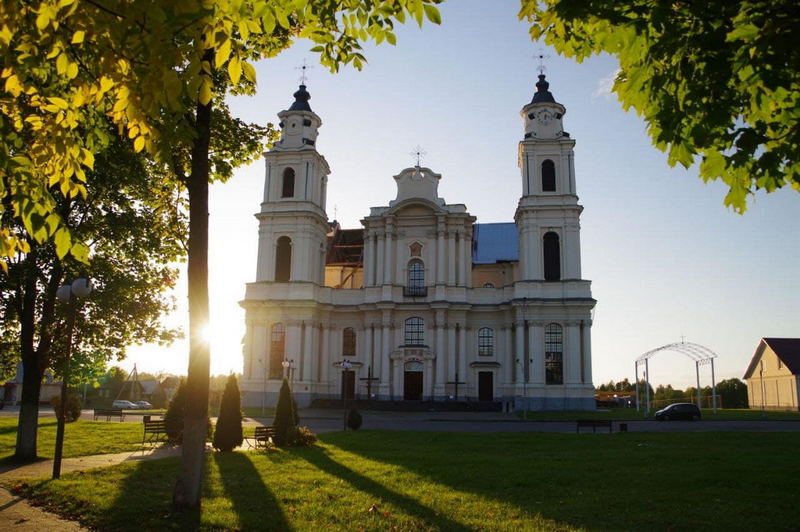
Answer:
top-left (381, 320), bottom-right (392, 390)
top-left (503, 326), bottom-right (513, 385)
top-left (447, 229), bottom-right (456, 285)
top-left (364, 324), bottom-right (374, 379)
top-left (447, 325), bottom-right (457, 382)
top-left (252, 324), bottom-right (268, 381)
top-left (436, 220), bottom-right (446, 284)
top-left (435, 313), bottom-right (446, 394)
top-left (302, 322), bottom-right (314, 382)
top-left (384, 222), bottom-right (394, 284)
top-left (321, 324), bottom-right (331, 389)
top-left (582, 322), bottom-right (593, 384)
top-left (565, 322), bottom-right (581, 384)
top-left (363, 230), bottom-right (373, 286)
top-left (456, 230), bottom-right (464, 286)
top-left (514, 319), bottom-right (525, 384)
top-left (376, 232), bottom-right (385, 285)
top-left (464, 228), bottom-right (473, 287)
top-left (458, 324), bottom-right (467, 390)
top-left (564, 223), bottom-right (582, 279)
top-left (530, 322), bottom-right (545, 385)
top-left (518, 227), bottom-right (529, 280)
top-left (286, 322), bottom-right (302, 379)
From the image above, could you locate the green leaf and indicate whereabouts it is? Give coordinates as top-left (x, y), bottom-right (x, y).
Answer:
top-left (423, 4), bottom-right (442, 25)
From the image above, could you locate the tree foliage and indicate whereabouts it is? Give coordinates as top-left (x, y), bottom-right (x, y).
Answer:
top-left (164, 378), bottom-right (187, 444)
top-left (520, 0), bottom-right (800, 211)
top-left (0, 0), bottom-right (443, 268)
top-left (212, 374), bottom-right (243, 452)
top-left (716, 377), bottom-right (748, 408)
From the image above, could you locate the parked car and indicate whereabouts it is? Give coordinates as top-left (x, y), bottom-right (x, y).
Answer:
top-left (111, 400), bottom-right (137, 410)
top-left (134, 401), bottom-right (153, 409)
top-left (655, 403), bottom-right (701, 421)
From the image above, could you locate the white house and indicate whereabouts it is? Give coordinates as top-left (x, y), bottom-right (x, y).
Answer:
top-left (240, 75), bottom-right (596, 410)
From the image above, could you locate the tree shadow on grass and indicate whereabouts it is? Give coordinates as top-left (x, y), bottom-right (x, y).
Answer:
top-left (298, 445), bottom-right (471, 531)
top-left (213, 451), bottom-right (290, 531)
top-left (104, 457), bottom-right (200, 531)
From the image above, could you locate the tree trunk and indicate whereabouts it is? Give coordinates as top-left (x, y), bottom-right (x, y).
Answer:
top-left (15, 249), bottom-right (43, 461)
top-left (173, 54), bottom-right (212, 509)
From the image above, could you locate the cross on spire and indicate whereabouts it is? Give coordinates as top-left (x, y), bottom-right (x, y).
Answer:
top-left (409, 145), bottom-right (427, 167)
top-left (295, 58), bottom-right (313, 84)
top-left (535, 49), bottom-right (550, 75)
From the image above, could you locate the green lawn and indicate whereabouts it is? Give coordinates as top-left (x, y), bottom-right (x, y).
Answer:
top-left (0, 418), bottom-right (146, 460)
top-left (12, 430), bottom-right (800, 531)
top-left (521, 408), bottom-right (800, 421)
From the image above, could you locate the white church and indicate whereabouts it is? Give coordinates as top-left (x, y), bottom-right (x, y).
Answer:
top-left (240, 74), bottom-right (596, 411)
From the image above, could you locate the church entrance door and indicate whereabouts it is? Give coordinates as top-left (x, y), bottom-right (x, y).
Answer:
top-left (404, 372), bottom-right (423, 400)
top-left (478, 371), bottom-right (493, 402)
top-left (341, 370), bottom-right (355, 400)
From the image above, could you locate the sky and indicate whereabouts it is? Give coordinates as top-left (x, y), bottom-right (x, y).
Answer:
top-left (122, 1), bottom-right (799, 390)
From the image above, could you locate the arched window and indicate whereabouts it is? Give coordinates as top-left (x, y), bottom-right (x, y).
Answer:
top-left (407, 259), bottom-right (424, 291)
top-left (478, 327), bottom-right (494, 356)
top-left (543, 232), bottom-right (561, 281)
top-left (342, 327), bottom-right (356, 356)
top-left (269, 323), bottom-right (286, 379)
top-left (404, 317), bottom-right (424, 346)
top-left (541, 159), bottom-right (556, 192)
top-left (275, 236), bottom-right (292, 282)
top-left (545, 323), bottom-right (563, 385)
top-left (281, 167), bottom-right (295, 198)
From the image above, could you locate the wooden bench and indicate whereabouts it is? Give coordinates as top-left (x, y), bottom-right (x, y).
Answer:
top-left (247, 426), bottom-right (276, 449)
top-left (142, 419), bottom-right (167, 446)
top-left (93, 408), bottom-right (126, 422)
top-left (576, 419), bottom-right (613, 434)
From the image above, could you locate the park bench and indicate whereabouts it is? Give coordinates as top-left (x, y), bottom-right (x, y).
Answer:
top-left (93, 408), bottom-right (126, 422)
top-left (246, 426), bottom-right (276, 449)
top-left (576, 419), bottom-right (613, 434)
top-left (142, 419), bottom-right (168, 446)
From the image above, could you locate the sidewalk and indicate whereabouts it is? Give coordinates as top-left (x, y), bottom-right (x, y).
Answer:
top-left (0, 446), bottom-right (182, 530)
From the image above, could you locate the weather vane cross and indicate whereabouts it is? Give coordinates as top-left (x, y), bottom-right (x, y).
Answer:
top-left (410, 145), bottom-right (427, 167)
top-left (535, 49), bottom-right (550, 75)
top-left (295, 59), bottom-right (313, 84)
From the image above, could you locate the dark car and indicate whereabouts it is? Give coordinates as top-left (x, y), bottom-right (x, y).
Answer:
top-left (654, 403), bottom-right (701, 421)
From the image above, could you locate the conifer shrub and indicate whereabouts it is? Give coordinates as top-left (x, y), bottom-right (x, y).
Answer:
top-left (163, 379), bottom-right (212, 444)
top-left (213, 374), bottom-right (243, 452)
top-left (164, 379), bottom-right (186, 443)
top-left (347, 408), bottom-right (363, 430)
top-left (51, 392), bottom-right (82, 423)
top-left (272, 378), bottom-right (295, 447)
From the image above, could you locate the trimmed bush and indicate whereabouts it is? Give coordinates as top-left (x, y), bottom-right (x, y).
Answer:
top-left (213, 374), bottom-right (243, 452)
top-left (51, 392), bottom-right (82, 423)
top-left (286, 425), bottom-right (317, 447)
top-left (347, 408), bottom-right (363, 430)
top-left (272, 378), bottom-right (296, 447)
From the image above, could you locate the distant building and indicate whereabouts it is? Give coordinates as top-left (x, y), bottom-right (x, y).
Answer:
top-left (743, 338), bottom-right (800, 411)
top-left (240, 75), bottom-right (596, 410)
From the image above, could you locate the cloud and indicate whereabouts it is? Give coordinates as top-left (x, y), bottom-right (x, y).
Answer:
top-left (593, 69), bottom-right (621, 100)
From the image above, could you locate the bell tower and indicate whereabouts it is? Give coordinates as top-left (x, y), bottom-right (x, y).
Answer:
top-left (515, 74), bottom-right (584, 281)
top-left (255, 84), bottom-right (331, 284)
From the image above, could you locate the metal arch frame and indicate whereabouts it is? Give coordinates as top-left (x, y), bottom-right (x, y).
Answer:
top-left (635, 342), bottom-right (719, 415)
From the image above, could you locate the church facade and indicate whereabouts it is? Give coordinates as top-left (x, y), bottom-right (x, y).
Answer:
top-left (240, 75), bottom-right (596, 410)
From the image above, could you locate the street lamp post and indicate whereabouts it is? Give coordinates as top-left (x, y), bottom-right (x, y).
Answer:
top-left (341, 359), bottom-right (352, 430)
top-left (53, 278), bottom-right (92, 480)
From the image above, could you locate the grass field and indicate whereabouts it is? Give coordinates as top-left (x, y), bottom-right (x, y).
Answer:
top-left (12, 430), bottom-right (800, 531)
top-left (521, 408), bottom-right (800, 421)
top-left (0, 418), bottom-right (146, 461)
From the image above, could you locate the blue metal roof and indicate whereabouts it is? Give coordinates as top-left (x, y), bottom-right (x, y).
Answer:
top-left (472, 223), bottom-right (518, 264)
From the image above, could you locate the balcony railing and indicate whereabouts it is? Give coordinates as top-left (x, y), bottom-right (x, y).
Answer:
top-left (403, 286), bottom-right (428, 297)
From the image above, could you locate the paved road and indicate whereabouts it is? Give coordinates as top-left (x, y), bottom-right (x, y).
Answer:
top-left (2, 406), bottom-right (798, 434)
